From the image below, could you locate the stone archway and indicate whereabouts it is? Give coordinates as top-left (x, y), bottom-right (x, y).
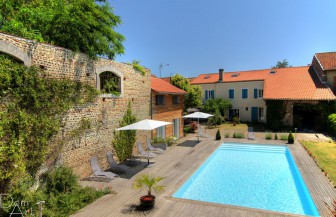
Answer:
top-left (95, 65), bottom-right (124, 97)
top-left (0, 40), bottom-right (32, 66)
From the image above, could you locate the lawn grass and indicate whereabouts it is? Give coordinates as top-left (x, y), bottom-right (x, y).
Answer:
top-left (300, 141), bottom-right (336, 185)
top-left (217, 123), bottom-right (248, 131)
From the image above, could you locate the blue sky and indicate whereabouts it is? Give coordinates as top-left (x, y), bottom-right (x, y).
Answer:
top-left (109, 0), bottom-right (336, 78)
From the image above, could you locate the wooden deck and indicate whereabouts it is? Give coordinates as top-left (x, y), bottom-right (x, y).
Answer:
top-left (72, 131), bottom-right (336, 217)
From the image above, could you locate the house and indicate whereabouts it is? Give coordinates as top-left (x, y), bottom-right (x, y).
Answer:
top-left (191, 52), bottom-right (336, 131)
top-left (151, 76), bottom-right (187, 139)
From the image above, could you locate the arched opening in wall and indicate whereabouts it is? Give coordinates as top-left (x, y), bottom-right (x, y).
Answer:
top-left (0, 52), bottom-right (25, 65)
top-left (99, 71), bottom-right (121, 96)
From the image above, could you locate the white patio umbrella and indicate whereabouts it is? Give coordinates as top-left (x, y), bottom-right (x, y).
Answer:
top-left (116, 119), bottom-right (172, 131)
top-left (183, 112), bottom-right (213, 140)
top-left (116, 119), bottom-right (172, 166)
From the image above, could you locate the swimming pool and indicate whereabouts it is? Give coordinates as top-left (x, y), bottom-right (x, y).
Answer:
top-left (173, 143), bottom-right (319, 216)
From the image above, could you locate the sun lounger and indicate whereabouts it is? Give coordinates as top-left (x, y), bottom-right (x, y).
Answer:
top-left (146, 138), bottom-right (164, 154)
top-left (247, 127), bottom-right (256, 140)
top-left (198, 125), bottom-right (209, 138)
top-left (90, 156), bottom-right (118, 180)
top-left (106, 151), bottom-right (130, 174)
top-left (137, 142), bottom-right (156, 165)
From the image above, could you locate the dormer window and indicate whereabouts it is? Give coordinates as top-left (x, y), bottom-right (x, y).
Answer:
top-left (231, 74), bottom-right (239, 77)
top-left (269, 70), bottom-right (276, 75)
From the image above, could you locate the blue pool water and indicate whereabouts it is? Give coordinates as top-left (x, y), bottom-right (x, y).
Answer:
top-left (173, 143), bottom-right (319, 216)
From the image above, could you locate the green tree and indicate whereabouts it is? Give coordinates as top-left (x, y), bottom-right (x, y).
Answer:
top-left (202, 98), bottom-right (232, 117)
top-left (171, 74), bottom-right (202, 110)
top-left (0, 0), bottom-right (124, 59)
top-left (112, 102), bottom-right (137, 162)
top-left (272, 59), bottom-right (291, 68)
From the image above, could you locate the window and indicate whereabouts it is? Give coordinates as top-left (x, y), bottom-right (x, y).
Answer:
top-left (258, 89), bottom-right (263, 98)
top-left (254, 88), bottom-right (263, 98)
top-left (99, 71), bottom-right (121, 95)
top-left (205, 90), bottom-right (215, 100)
top-left (258, 108), bottom-right (264, 118)
top-left (156, 126), bottom-right (166, 139)
top-left (242, 89), bottom-right (248, 99)
top-left (229, 89), bottom-right (234, 99)
top-left (173, 95), bottom-right (180, 104)
top-left (156, 95), bottom-right (165, 105)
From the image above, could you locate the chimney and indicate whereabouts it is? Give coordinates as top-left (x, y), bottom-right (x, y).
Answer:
top-left (218, 68), bottom-right (224, 82)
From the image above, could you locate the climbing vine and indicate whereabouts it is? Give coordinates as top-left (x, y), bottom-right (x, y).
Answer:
top-left (131, 60), bottom-right (147, 76)
top-left (0, 54), bottom-right (99, 192)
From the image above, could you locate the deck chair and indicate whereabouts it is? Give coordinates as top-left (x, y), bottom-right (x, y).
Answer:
top-left (137, 142), bottom-right (156, 165)
top-left (146, 138), bottom-right (164, 154)
top-left (90, 156), bottom-right (118, 180)
top-left (247, 127), bottom-right (256, 140)
top-left (106, 151), bottom-right (129, 174)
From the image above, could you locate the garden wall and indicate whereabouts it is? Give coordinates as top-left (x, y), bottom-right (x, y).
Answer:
top-left (0, 32), bottom-right (151, 178)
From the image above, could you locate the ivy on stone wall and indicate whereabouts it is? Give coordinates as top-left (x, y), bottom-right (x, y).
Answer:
top-left (112, 102), bottom-right (137, 162)
top-left (0, 54), bottom-right (99, 192)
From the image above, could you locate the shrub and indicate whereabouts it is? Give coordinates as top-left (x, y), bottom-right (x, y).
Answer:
top-left (216, 129), bottom-right (221, 140)
top-left (232, 116), bottom-right (240, 125)
top-left (274, 133), bottom-right (278, 140)
top-left (265, 133), bottom-right (272, 140)
top-left (184, 126), bottom-right (193, 134)
top-left (225, 132), bottom-right (230, 138)
top-left (189, 121), bottom-right (198, 132)
top-left (327, 114), bottom-right (336, 136)
top-left (233, 132), bottom-right (244, 138)
top-left (288, 131), bottom-right (294, 144)
top-left (280, 134), bottom-right (288, 140)
top-left (45, 166), bottom-right (79, 194)
top-left (208, 109), bottom-right (224, 127)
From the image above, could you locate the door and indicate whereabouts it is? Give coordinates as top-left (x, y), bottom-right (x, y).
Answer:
top-left (173, 118), bottom-right (180, 138)
top-left (251, 107), bottom-right (258, 122)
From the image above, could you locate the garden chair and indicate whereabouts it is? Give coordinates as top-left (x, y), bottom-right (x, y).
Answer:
top-left (198, 124), bottom-right (210, 138)
top-left (90, 156), bottom-right (118, 180)
top-left (106, 151), bottom-right (130, 174)
top-left (146, 138), bottom-right (164, 154)
top-left (137, 142), bottom-right (156, 166)
top-left (247, 127), bottom-right (256, 140)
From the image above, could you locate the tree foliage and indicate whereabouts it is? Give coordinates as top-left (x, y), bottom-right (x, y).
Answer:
top-left (202, 98), bottom-right (232, 117)
top-left (112, 102), bottom-right (137, 162)
top-left (0, 0), bottom-right (124, 59)
top-left (171, 74), bottom-right (202, 110)
top-left (208, 109), bottom-right (224, 127)
top-left (272, 59), bottom-right (291, 68)
top-left (0, 54), bottom-right (98, 192)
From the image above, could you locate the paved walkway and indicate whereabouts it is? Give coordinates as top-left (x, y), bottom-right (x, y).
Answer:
top-left (72, 130), bottom-right (336, 217)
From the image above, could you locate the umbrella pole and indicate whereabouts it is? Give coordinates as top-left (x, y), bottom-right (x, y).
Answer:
top-left (198, 118), bottom-right (200, 141)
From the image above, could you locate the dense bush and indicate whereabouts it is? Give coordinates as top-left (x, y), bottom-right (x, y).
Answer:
top-left (266, 100), bottom-right (286, 131)
top-left (288, 132), bottom-right (294, 144)
top-left (225, 132), bottom-right (230, 138)
top-left (233, 132), bottom-right (244, 138)
top-left (202, 98), bottom-right (232, 117)
top-left (327, 114), bottom-right (336, 136)
top-left (184, 126), bottom-right (193, 134)
top-left (232, 116), bottom-right (240, 125)
top-left (265, 133), bottom-right (273, 140)
top-left (274, 133), bottom-right (278, 140)
top-left (216, 129), bottom-right (221, 140)
top-left (280, 134), bottom-right (288, 141)
top-left (208, 109), bottom-right (224, 127)
top-left (1, 167), bottom-right (110, 217)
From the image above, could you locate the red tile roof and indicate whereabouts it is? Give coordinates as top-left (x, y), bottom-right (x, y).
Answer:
top-left (315, 52), bottom-right (336, 70)
top-left (191, 67), bottom-right (336, 101)
top-left (151, 77), bottom-right (187, 95)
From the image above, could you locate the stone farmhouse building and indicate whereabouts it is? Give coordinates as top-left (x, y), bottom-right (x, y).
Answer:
top-left (191, 52), bottom-right (336, 131)
top-left (151, 76), bottom-right (187, 139)
top-left (0, 32), bottom-right (151, 178)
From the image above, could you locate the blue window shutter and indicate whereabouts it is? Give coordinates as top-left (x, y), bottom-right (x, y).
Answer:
top-left (242, 89), bottom-right (248, 99)
top-left (211, 90), bottom-right (214, 99)
top-left (242, 89), bottom-right (244, 98)
top-left (254, 88), bottom-right (258, 98)
top-left (205, 90), bottom-right (208, 100)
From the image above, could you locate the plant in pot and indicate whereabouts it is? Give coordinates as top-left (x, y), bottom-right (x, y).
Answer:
top-left (132, 174), bottom-right (165, 209)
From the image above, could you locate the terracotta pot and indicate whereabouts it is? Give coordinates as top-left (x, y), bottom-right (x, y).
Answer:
top-left (140, 195), bottom-right (155, 209)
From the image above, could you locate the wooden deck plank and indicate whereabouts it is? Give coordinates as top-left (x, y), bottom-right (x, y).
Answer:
top-left (72, 131), bottom-right (336, 217)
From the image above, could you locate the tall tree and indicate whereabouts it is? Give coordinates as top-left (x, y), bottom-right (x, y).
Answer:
top-left (0, 0), bottom-right (124, 59)
top-left (171, 74), bottom-right (202, 110)
top-left (272, 59), bottom-right (291, 68)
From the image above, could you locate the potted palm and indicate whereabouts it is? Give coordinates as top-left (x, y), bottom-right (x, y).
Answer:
top-left (132, 174), bottom-right (165, 209)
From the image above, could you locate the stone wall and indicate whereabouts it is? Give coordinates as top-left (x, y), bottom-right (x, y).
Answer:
top-left (0, 32), bottom-right (151, 178)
